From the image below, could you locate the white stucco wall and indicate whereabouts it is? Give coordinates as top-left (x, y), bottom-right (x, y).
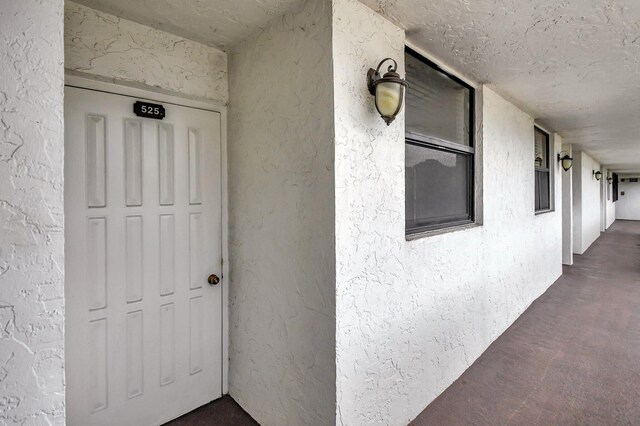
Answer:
top-left (332, 1), bottom-right (563, 424)
top-left (573, 151), bottom-right (602, 254)
top-left (227, 1), bottom-right (336, 425)
top-left (0, 0), bottom-right (66, 424)
top-left (599, 167), bottom-right (611, 231)
top-left (604, 168), bottom-right (616, 229)
top-left (572, 151), bottom-right (583, 253)
top-left (561, 143), bottom-right (573, 265)
top-left (606, 196), bottom-right (616, 227)
top-left (64, 1), bottom-right (228, 104)
top-left (616, 179), bottom-right (640, 221)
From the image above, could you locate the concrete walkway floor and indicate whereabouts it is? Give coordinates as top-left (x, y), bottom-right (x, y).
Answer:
top-left (164, 395), bottom-right (258, 426)
top-left (412, 220), bottom-right (640, 425)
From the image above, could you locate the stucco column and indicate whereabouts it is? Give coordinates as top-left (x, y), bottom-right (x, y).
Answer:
top-left (0, 1), bottom-right (66, 424)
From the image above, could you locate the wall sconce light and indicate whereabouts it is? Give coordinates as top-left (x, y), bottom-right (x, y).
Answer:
top-left (367, 58), bottom-right (407, 126)
top-left (593, 170), bottom-right (602, 181)
top-left (607, 175), bottom-right (613, 183)
top-left (557, 152), bottom-right (573, 171)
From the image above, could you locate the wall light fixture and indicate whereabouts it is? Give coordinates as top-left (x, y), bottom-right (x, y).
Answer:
top-left (367, 58), bottom-right (407, 126)
top-left (593, 170), bottom-right (602, 181)
top-left (557, 152), bottom-right (573, 171)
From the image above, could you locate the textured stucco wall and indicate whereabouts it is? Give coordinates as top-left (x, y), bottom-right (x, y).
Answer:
top-left (616, 179), bottom-right (640, 221)
top-left (572, 152), bottom-right (583, 253)
top-left (333, 2), bottom-right (563, 423)
top-left (604, 169), bottom-right (616, 228)
top-left (561, 143), bottom-right (573, 265)
top-left (574, 152), bottom-right (602, 254)
top-left (227, 1), bottom-right (336, 425)
top-left (64, 1), bottom-right (228, 104)
top-left (0, 0), bottom-right (65, 424)
top-left (599, 168), bottom-right (609, 232)
top-left (606, 196), bottom-right (616, 227)
top-left (71, 0), bottom-right (305, 50)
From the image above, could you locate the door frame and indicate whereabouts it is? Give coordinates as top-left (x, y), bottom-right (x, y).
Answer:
top-left (63, 74), bottom-right (230, 397)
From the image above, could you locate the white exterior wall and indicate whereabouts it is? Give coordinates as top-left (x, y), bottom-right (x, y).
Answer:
top-left (604, 168), bottom-right (616, 229)
top-left (606, 196), bottom-right (616, 227)
top-left (573, 151), bottom-right (602, 254)
top-left (572, 152), bottom-right (583, 253)
top-left (227, 1), bottom-right (336, 425)
top-left (64, 1), bottom-right (228, 104)
top-left (0, 1), bottom-right (66, 424)
top-left (616, 179), bottom-right (640, 220)
top-left (561, 143), bottom-right (573, 265)
top-left (332, 1), bottom-right (563, 424)
top-left (581, 153), bottom-right (602, 249)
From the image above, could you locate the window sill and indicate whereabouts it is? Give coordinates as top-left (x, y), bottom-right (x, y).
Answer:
top-left (535, 208), bottom-right (555, 216)
top-left (406, 221), bottom-right (481, 241)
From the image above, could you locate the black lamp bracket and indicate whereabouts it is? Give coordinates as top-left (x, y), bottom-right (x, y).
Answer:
top-left (367, 58), bottom-right (401, 95)
top-left (557, 152), bottom-right (572, 162)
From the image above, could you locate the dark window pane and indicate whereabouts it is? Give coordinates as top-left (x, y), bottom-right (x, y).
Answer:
top-left (405, 53), bottom-right (471, 147)
top-left (406, 143), bottom-right (471, 230)
top-left (536, 170), bottom-right (550, 210)
top-left (535, 173), bottom-right (539, 211)
top-left (534, 127), bottom-right (550, 211)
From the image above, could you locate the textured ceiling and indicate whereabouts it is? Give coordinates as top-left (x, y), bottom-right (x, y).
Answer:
top-left (74, 0), bottom-right (640, 171)
top-left (72, 0), bottom-right (304, 50)
top-left (360, 0), bottom-right (640, 172)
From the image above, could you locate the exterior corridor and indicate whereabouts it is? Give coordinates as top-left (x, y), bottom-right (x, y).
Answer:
top-left (413, 220), bottom-right (640, 425)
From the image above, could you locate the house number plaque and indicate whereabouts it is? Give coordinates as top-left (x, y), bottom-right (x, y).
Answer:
top-left (133, 101), bottom-right (165, 120)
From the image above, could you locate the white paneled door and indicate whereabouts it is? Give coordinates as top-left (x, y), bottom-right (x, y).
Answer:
top-left (65, 86), bottom-right (223, 426)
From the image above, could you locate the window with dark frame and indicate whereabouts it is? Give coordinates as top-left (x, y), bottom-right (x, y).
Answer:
top-left (404, 47), bottom-right (475, 235)
top-left (534, 127), bottom-right (551, 212)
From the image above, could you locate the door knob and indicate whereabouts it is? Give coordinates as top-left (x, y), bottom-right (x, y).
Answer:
top-left (208, 274), bottom-right (220, 285)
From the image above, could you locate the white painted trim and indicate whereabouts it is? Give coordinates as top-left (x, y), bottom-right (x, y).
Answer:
top-left (64, 75), bottom-right (225, 112)
top-left (533, 124), bottom-right (557, 214)
top-left (600, 166), bottom-right (607, 232)
top-left (405, 39), bottom-right (480, 89)
top-left (63, 74), bottom-right (230, 396)
top-left (219, 108), bottom-right (229, 396)
top-left (533, 122), bottom-right (556, 137)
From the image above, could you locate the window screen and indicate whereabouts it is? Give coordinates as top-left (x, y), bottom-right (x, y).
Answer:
top-left (405, 53), bottom-right (471, 147)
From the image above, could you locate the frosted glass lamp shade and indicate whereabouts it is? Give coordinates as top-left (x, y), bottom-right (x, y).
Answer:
top-left (367, 58), bottom-right (407, 126)
top-left (557, 153), bottom-right (573, 171)
top-left (375, 82), bottom-right (401, 118)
